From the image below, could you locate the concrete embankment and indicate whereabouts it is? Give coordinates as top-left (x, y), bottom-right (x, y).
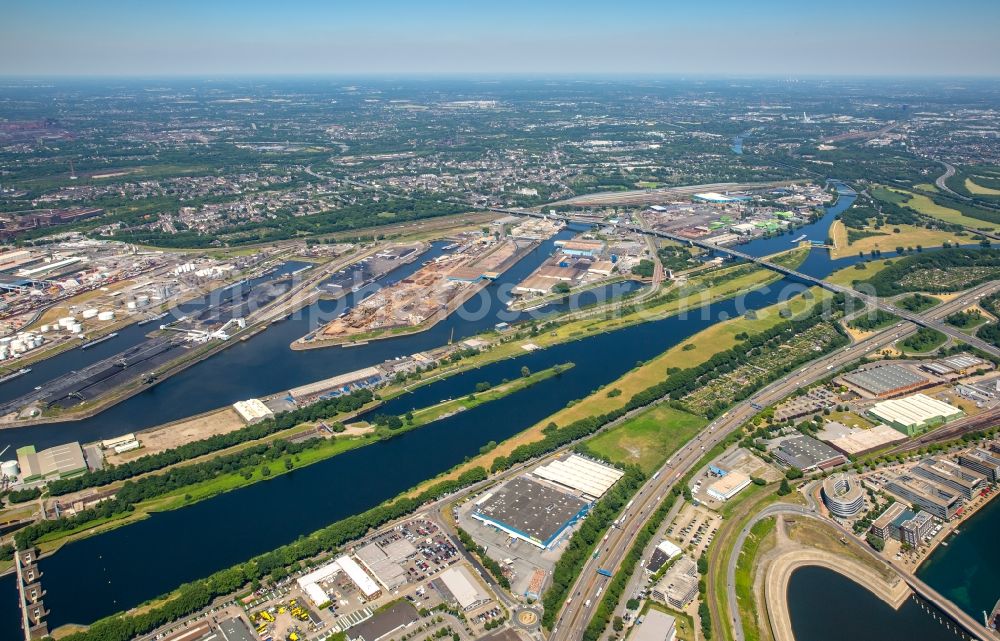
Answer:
top-left (765, 548), bottom-right (910, 641)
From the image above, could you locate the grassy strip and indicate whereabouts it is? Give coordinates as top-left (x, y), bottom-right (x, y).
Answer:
top-left (405, 363), bottom-right (574, 428)
top-left (734, 517), bottom-right (776, 641)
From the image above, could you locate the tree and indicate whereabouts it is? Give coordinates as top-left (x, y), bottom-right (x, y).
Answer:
top-left (551, 281), bottom-right (571, 294)
top-left (777, 479), bottom-right (791, 495)
top-left (520, 366), bottom-right (531, 377)
top-left (785, 467), bottom-right (804, 480)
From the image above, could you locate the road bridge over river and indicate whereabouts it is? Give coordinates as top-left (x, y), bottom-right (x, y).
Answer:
top-left (490, 206), bottom-right (1000, 359)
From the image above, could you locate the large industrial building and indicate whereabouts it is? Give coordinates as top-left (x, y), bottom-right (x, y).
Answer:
top-left (957, 447), bottom-right (1000, 483)
top-left (867, 394), bottom-right (964, 436)
top-left (472, 476), bottom-right (590, 549)
top-left (885, 474), bottom-right (963, 520)
top-left (821, 423), bottom-right (908, 457)
top-left (912, 457), bottom-right (986, 500)
top-left (772, 435), bottom-right (847, 472)
top-left (841, 364), bottom-right (932, 399)
top-left (345, 601), bottom-right (419, 641)
top-left (821, 473), bottom-right (865, 517)
top-left (355, 538), bottom-right (417, 592)
top-left (16, 442), bottom-right (87, 482)
top-left (920, 354), bottom-right (992, 379)
top-left (531, 454), bottom-right (625, 499)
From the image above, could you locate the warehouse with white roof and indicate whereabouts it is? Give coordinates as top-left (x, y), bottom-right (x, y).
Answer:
top-left (531, 454), bottom-right (625, 498)
top-left (868, 393), bottom-right (964, 436)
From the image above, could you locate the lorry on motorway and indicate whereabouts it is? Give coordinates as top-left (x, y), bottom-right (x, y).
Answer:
top-left (585, 599), bottom-right (592, 608)
top-left (597, 568), bottom-right (613, 577)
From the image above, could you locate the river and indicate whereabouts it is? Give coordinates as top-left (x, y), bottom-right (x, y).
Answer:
top-left (1, 186), bottom-right (869, 636)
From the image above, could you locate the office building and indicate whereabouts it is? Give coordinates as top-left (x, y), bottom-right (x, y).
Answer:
top-left (870, 502), bottom-right (906, 540)
top-left (913, 457), bottom-right (986, 500)
top-left (885, 474), bottom-right (963, 520)
top-left (821, 473), bottom-right (865, 517)
top-left (957, 448), bottom-right (1000, 483)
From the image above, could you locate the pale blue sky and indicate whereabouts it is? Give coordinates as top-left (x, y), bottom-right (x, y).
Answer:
top-left (2, 0), bottom-right (998, 76)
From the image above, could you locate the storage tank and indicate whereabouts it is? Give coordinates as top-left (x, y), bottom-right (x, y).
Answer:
top-left (40, 324), bottom-right (50, 333)
top-left (97, 311), bottom-right (115, 321)
top-left (58, 316), bottom-right (76, 328)
top-left (68, 323), bottom-right (83, 333)
top-left (126, 301), bottom-right (137, 310)
top-left (135, 295), bottom-right (150, 307)
top-left (1, 460), bottom-right (19, 479)
top-left (82, 308), bottom-right (99, 319)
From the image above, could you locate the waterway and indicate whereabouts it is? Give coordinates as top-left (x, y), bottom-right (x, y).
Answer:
top-left (1, 186), bottom-right (881, 635)
top-left (917, 492), bottom-right (1000, 621)
top-left (0, 230), bottom-right (584, 451)
top-left (788, 566), bottom-right (965, 641)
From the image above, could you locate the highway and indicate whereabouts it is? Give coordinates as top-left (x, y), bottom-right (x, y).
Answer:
top-left (549, 280), bottom-right (999, 641)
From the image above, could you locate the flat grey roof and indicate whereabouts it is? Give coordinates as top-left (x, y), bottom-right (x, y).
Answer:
top-left (218, 617), bottom-right (255, 641)
top-left (474, 476), bottom-right (588, 544)
top-left (775, 435), bottom-right (845, 469)
top-left (347, 601), bottom-right (419, 641)
top-left (843, 365), bottom-right (928, 395)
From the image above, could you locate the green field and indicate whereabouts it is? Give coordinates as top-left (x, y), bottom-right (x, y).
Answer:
top-left (585, 404), bottom-right (706, 474)
top-left (879, 186), bottom-right (996, 229)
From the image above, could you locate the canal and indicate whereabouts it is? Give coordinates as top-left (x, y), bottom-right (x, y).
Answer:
top-left (2, 186), bottom-right (868, 635)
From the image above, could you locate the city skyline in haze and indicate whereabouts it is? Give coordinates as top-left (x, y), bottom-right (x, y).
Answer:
top-left (2, 0), bottom-right (1000, 77)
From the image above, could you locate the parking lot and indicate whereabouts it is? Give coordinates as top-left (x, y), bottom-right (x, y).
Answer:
top-left (665, 503), bottom-right (721, 558)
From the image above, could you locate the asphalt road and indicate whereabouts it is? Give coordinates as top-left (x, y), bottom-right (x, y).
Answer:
top-left (550, 281), bottom-right (998, 641)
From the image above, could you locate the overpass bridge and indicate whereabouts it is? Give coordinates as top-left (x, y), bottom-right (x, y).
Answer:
top-left (490, 207), bottom-right (1000, 359)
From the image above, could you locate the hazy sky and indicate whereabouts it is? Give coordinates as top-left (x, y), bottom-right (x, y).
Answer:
top-left (3, 0), bottom-right (999, 76)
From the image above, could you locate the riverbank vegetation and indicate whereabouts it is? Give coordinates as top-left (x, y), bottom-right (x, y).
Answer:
top-left (46, 388), bottom-right (377, 497)
top-left (20, 365), bottom-right (570, 551)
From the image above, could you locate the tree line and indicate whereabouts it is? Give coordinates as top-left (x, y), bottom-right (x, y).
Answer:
top-left (47, 388), bottom-right (374, 496)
